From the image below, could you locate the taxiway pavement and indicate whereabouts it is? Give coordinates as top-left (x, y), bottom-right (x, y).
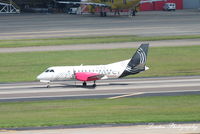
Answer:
top-left (0, 76), bottom-right (200, 102)
top-left (0, 10), bottom-right (200, 40)
top-left (0, 39), bottom-right (200, 53)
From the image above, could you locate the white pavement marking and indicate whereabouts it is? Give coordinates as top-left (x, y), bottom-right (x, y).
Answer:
top-left (108, 89), bottom-right (200, 100)
top-left (1, 78), bottom-right (200, 90)
top-left (108, 92), bottom-right (144, 99)
top-left (1, 89), bottom-right (200, 100)
top-left (0, 93), bottom-right (123, 100)
top-left (0, 80), bottom-right (200, 94)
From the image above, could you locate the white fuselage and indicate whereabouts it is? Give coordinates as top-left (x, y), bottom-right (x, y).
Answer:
top-left (37, 59), bottom-right (130, 82)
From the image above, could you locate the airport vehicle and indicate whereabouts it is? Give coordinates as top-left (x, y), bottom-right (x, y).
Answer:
top-left (37, 44), bottom-right (149, 87)
top-left (163, 3), bottom-right (176, 11)
top-left (68, 8), bottom-right (78, 14)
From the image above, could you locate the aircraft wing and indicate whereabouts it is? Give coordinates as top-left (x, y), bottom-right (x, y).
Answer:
top-left (75, 72), bottom-right (104, 81)
top-left (56, 0), bottom-right (165, 8)
top-left (56, 1), bottom-right (109, 7)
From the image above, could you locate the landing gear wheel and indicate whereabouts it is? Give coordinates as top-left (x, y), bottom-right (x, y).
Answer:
top-left (93, 81), bottom-right (96, 87)
top-left (83, 82), bottom-right (87, 87)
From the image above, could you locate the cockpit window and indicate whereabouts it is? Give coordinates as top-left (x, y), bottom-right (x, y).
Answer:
top-left (45, 70), bottom-right (49, 72)
top-left (45, 69), bottom-right (54, 73)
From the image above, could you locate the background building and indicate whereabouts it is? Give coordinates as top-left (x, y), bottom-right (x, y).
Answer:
top-left (140, 0), bottom-right (200, 11)
top-left (183, 0), bottom-right (200, 9)
top-left (1, 0), bottom-right (200, 13)
top-left (140, 0), bottom-right (183, 11)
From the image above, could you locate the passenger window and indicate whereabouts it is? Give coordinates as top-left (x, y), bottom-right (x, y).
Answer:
top-left (50, 70), bottom-right (54, 72)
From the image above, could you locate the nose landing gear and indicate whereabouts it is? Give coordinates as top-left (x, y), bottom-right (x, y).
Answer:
top-left (47, 82), bottom-right (50, 88)
top-left (83, 81), bottom-right (87, 87)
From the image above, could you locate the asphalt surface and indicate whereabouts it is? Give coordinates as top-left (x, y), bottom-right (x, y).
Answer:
top-left (0, 76), bottom-right (200, 102)
top-left (0, 10), bottom-right (200, 40)
top-left (0, 39), bottom-right (200, 53)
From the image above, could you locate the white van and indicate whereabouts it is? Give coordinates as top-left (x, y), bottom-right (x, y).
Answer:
top-left (163, 3), bottom-right (176, 11)
top-left (68, 8), bottom-right (78, 14)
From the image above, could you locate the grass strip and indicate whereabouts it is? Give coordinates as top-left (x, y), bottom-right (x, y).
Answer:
top-left (0, 35), bottom-right (200, 48)
top-left (0, 95), bottom-right (200, 128)
top-left (0, 45), bottom-right (200, 82)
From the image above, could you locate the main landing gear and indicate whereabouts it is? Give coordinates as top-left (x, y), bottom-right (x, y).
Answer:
top-left (83, 81), bottom-right (87, 87)
top-left (47, 82), bottom-right (50, 88)
top-left (82, 81), bottom-right (96, 87)
top-left (93, 81), bottom-right (96, 87)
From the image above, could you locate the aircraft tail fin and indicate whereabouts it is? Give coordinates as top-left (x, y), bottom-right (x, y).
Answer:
top-left (119, 43), bottom-right (149, 78)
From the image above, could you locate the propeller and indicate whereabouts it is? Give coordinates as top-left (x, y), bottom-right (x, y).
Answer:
top-left (73, 69), bottom-right (77, 86)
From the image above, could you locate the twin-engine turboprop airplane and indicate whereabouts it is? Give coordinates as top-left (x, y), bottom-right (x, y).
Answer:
top-left (37, 44), bottom-right (149, 87)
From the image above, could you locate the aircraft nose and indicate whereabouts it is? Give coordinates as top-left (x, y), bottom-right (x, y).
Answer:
top-left (37, 74), bottom-right (42, 80)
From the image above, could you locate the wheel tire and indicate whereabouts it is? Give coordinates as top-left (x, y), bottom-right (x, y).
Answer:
top-left (83, 82), bottom-right (87, 87)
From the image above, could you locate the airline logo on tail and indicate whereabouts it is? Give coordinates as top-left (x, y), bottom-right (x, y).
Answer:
top-left (125, 46), bottom-right (147, 73)
top-left (137, 47), bottom-right (147, 64)
top-left (120, 43), bottom-right (149, 77)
